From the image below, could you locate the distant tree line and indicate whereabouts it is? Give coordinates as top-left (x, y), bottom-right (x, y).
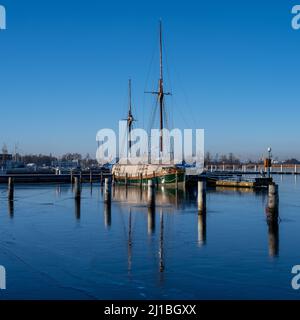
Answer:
top-left (205, 152), bottom-right (241, 166)
top-left (14, 153), bottom-right (99, 168)
top-left (204, 152), bottom-right (300, 166)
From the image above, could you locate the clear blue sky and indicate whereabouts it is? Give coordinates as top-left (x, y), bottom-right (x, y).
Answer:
top-left (0, 0), bottom-right (299, 160)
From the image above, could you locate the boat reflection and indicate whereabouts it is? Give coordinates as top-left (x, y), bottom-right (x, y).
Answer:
top-left (112, 185), bottom-right (186, 208)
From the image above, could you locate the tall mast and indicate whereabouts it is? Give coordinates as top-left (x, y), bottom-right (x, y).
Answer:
top-left (159, 20), bottom-right (164, 154)
top-left (128, 79), bottom-right (133, 154)
top-left (145, 21), bottom-right (171, 158)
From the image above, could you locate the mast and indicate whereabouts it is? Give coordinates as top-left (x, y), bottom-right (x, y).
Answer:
top-left (127, 79), bottom-right (133, 155)
top-left (159, 20), bottom-right (164, 155)
top-left (145, 21), bottom-right (171, 158)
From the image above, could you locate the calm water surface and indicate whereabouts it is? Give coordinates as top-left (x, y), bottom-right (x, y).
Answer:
top-left (0, 175), bottom-right (300, 299)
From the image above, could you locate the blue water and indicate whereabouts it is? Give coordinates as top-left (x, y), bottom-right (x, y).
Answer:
top-left (0, 175), bottom-right (300, 300)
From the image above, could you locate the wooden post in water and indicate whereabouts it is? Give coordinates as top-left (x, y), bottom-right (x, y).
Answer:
top-left (90, 170), bottom-right (93, 184)
top-left (153, 171), bottom-right (159, 188)
top-left (74, 177), bottom-right (81, 200)
top-left (100, 172), bottom-right (103, 186)
top-left (268, 183), bottom-right (279, 213)
top-left (70, 169), bottom-right (73, 184)
top-left (140, 173), bottom-right (143, 188)
top-left (8, 177), bottom-right (14, 201)
top-left (266, 183), bottom-right (279, 257)
top-left (79, 171), bottom-right (82, 184)
top-left (125, 173), bottom-right (128, 187)
top-left (197, 180), bottom-right (206, 213)
top-left (104, 178), bottom-right (111, 204)
top-left (147, 179), bottom-right (155, 209)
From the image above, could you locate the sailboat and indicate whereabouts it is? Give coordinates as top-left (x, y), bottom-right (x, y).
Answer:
top-left (112, 22), bottom-right (185, 186)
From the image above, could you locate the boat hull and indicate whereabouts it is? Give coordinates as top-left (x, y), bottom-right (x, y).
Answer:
top-left (112, 164), bottom-right (185, 186)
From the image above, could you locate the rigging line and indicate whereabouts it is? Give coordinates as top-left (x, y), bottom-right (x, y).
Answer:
top-left (163, 102), bottom-right (169, 131)
top-left (148, 98), bottom-right (158, 135)
top-left (172, 98), bottom-right (192, 129)
top-left (172, 61), bottom-right (198, 129)
top-left (162, 36), bottom-right (175, 130)
top-left (143, 32), bottom-right (159, 130)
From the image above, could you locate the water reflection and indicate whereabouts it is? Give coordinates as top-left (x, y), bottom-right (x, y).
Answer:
top-left (198, 212), bottom-right (206, 247)
top-left (112, 185), bottom-right (186, 208)
top-left (75, 198), bottom-right (81, 220)
top-left (104, 202), bottom-right (111, 229)
top-left (159, 210), bottom-right (165, 274)
top-left (148, 206), bottom-right (155, 235)
top-left (265, 207), bottom-right (279, 257)
top-left (128, 210), bottom-right (132, 272)
top-left (8, 200), bottom-right (14, 218)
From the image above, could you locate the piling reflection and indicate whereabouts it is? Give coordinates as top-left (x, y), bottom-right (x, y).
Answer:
top-left (75, 198), bottom-right (81, 220)
top-left (265, 207), bottom-right (279, 257)
top-left (104, 202), bottom-right (112, 228)
top-left (55, 185), bottom-right (61, 197)
top-left (8, 200), bottom-right (14, 218)
top-left (198, 212), bottom-right (206, 247)
top-left (147, 207), bottom-right (155, 235)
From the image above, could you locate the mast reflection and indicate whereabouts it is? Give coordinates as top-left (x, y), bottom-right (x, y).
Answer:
top-left (159, 210), bottom-right (164, 273)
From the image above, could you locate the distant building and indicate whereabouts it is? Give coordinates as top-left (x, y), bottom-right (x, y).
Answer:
top-left (51, 160), bottom-right (80, 170)
top-left (0, 153), bottom-right (13, 170)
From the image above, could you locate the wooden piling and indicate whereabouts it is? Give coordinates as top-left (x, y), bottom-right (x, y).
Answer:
top-left (90, 170), bottom-right (93, 184)
top-left (8, 177), bottom-right (14, 201)
top-left (268, 183), bottom-right (279, 213)
top-left (104, 178), bottom-right (111, 204)
top-left (197, 180), bottom-right (206, 213)
top-left (140, 173), bottom-right (143, 188)
top-left (74, 177), bottom-right (81, 200)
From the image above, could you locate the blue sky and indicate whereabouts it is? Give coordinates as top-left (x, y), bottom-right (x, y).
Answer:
top-left (0, 0), bottom-right (299, 160)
